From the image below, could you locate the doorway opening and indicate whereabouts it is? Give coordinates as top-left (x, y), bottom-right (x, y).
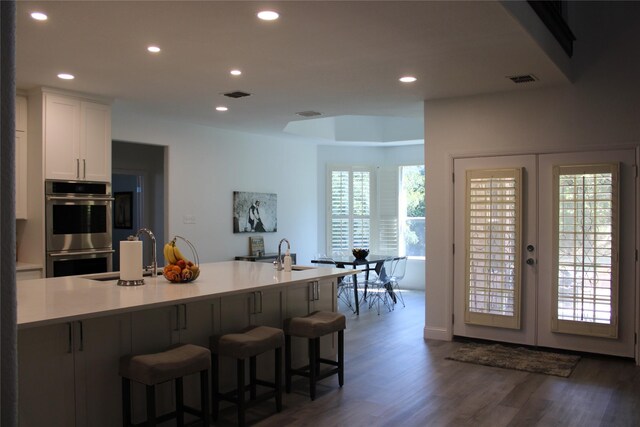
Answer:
top-left (112, 141), bottom-right (166, 270)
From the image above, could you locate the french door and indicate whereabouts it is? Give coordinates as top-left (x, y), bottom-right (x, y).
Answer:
top-left (453, 150), bottom-right (636, 357)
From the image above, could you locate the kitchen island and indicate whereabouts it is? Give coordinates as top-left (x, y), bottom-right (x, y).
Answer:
top-left (17, 261), bottom-right (350, 426)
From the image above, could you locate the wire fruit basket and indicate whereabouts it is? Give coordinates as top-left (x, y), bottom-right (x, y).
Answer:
top-left (162, 235), bottom-right (200, 283)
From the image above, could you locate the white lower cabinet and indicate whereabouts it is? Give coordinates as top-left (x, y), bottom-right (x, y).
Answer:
top-left (128, 300), bottom-right (216, 424)
top-left (285, 279), bottom-right (336, 318)
top-left (219, 288), bottom-right (284, 333)
top-left (18, 315), bottom-right (131, 427)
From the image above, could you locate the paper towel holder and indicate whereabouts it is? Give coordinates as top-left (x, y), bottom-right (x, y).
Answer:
top-left (118, 235), bottom-right (146, 287)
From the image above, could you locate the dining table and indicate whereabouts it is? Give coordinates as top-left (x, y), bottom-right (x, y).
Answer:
top-left (311, 254), bottom-right (398, 315)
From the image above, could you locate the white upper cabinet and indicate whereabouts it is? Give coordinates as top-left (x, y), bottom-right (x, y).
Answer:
top-left (44, 93), bottom-right (111, 182)
top-left (16, 95), bottom-right (27, 219)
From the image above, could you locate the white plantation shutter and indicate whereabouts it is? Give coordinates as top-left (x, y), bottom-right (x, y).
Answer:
top-left (353, 171), bottom-right (371, 249)
top-left (465, 168), bottom-right (522, 329)
top-left (331, 171), bottom-right (350, 252)
top-left (377, 166), bottom-right (399, 255)
top-left (328, 166), bottom-right (373, 254)
top-left (552, 163), bottom-right (619, 338)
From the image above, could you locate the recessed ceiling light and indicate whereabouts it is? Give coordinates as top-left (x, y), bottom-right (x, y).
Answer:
top-left (30, 12), bottom-right (48, 21)
top-left (257, 10), bottom-right (279, 21)
top-left (216, 106), bottom-right (228, 112)
top-left (57, 73), bottom-right (75, 80)
top-left (147, 46), bottom-right (161, 53)
top-left (399, 76), bottom-right (417, 83)
top-left (230, 69), bottom-right (242, 76)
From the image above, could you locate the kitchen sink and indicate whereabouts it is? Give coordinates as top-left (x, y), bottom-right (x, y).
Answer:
top-left (84, 271), bottom-right (162, 281)
top-left (290, 265), bottom-right (316, 271)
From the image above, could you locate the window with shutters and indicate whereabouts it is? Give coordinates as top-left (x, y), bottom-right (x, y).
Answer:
top-left (327, 164), bottom-right (425, 258)
top-left (465, 168), bottom-right (522, 329)
top-left (552, 163), bottom-right (619, 338)
top-left (328, 166), bottom-right (373, 254)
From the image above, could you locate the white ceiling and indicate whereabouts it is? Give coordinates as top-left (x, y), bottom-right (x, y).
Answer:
top-left (16, 1), bottom-right (568, 143)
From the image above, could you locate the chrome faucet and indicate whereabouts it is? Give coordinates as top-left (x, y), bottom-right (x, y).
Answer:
top-left (274, 238), bottom-right (290, 271)
top-left (136, 228), bottom-right (157, 276)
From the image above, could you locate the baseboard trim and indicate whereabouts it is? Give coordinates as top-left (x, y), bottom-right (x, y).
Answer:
top-left (424, 326), bottom-right (451, 341)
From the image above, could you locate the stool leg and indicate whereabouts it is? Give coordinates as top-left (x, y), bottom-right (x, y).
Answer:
top-left (122, 378), bottom-right (132, 427)
top-left (314, 337), bottom-right (321, 376)
top-left (175, 377), bottom-right (184, 427)
top-left (338, 330), bottom-right (344, 387)
top-left (308, 338), bottom-right (317, 401)
top-left (237, 358), bottom-right (246, 427)
top-left (275, 346), bottom-right (282, 412)
top-left (285, 334), bottom-right (292, 393)
top-left (146, 385), bottom-right (156, 427)
top-left (200, 369), bottom-right (210, 427)
top-left (250, 356), bottom-right (257, 400)
top-left (212, 352), bottom-right (219, 421)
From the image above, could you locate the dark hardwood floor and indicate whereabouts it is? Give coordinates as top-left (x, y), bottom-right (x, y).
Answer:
top-left (213, 291), bottom-right (640, 427)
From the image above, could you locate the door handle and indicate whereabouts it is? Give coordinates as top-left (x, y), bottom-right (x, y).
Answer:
top-left (253, 291), bottom-right (263, 314)
top-left (527, 245), bottom-right (535, 252)
top-left (76, 159), bottom-right (80, 179)
top-left (526, 258), bottom-right (535, 265)
top-left (182, 304), bottom-right (187, 330)
top-left (173, 305), bottom-right (181, 331)
top-left (83, 159), bottom-right (86, 179)
top-left (78, 321), bottom-right (84, 351)
top-left (67, 322), bottom-right (73, 353)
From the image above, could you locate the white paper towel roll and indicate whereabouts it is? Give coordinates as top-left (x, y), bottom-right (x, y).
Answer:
top-left (120, 240), bottom-right (143, 281)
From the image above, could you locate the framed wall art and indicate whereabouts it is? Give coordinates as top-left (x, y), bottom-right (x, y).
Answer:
top-left (233, 191), bottom-right (277, 233)
top-left (114, 191), bottom-right (133, 229)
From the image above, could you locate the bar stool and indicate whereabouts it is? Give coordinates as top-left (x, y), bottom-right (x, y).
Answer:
top-left (210, 325), bottom-right (284, 426)
top-left (283, 311), bottom-right (346, 400)
top-left (119, 343), bottom-right (210, 427)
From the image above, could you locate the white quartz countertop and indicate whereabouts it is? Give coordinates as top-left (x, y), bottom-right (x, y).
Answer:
top-left (17, 261), bottom-right (352, 329)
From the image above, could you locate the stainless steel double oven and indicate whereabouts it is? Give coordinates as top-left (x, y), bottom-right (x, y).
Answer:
top-left (45, 180), bottom-right (114, 277)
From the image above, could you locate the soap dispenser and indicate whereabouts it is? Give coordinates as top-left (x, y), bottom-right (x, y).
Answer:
top-left (283, 249), bottom-right (292, 272)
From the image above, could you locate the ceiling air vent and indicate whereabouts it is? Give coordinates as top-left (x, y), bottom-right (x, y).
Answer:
top-left (508, 74), bottom-right (538, 84)
top-left (223, 91), bottom-right (251, 98)
top-left (296, 111), bottom-right (322, 118)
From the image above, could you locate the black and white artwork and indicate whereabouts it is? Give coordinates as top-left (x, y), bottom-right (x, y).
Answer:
top-left (233, 191), bottom-right (277, 233)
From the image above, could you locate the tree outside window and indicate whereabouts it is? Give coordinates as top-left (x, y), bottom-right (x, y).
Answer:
top-left (400, 165), bottom-right (425, 258)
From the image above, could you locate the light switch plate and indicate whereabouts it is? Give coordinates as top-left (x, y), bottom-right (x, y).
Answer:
top-left (183, 214), bottom-right (196, 224)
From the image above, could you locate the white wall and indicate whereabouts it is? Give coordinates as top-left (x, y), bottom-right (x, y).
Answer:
top-left (424, 2), bottom-right (640, 340)
top-left (317, 143), bottom-right (425, 290)
top-left (111, 103), bottom-right (319, 264)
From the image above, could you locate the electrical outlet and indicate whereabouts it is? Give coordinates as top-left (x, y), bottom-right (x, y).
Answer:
top-left (183, 214), bottom-right (196, 224)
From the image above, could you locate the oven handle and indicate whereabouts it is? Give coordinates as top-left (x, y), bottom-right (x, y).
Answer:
top-left (49, 249), bottom-right (115, 257)
top-left (46, 196), bottom-right (114, 202)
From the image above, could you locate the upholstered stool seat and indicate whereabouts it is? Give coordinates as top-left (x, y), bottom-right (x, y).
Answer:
top-left (210, 325), bottom-right (284, 426)
top-left (283, 311), bottom-right (346, 400)
top-left (119, 343), bottom-right (210, 427)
